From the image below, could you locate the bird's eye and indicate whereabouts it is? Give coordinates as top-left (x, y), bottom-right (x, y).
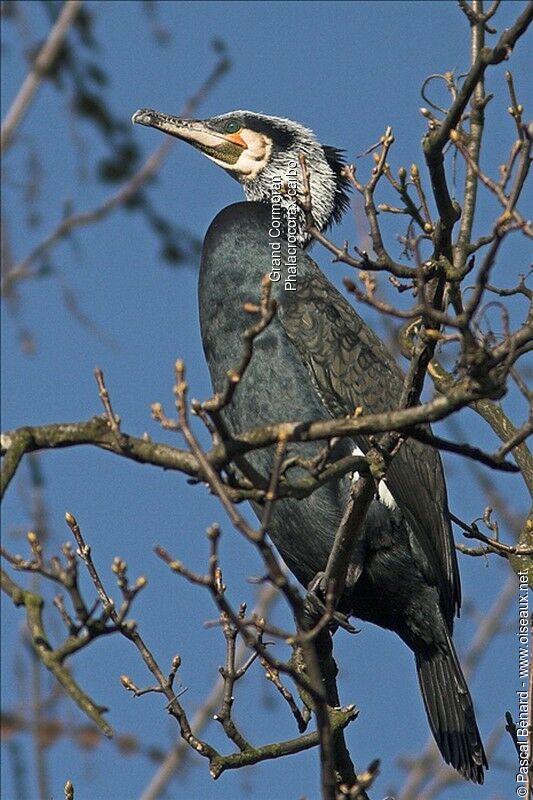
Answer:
top-left (224, 120), bottom-right (241, 134)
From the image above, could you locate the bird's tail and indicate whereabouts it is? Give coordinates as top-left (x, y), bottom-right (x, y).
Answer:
top-left (415, 627), bottom-right (487, 784)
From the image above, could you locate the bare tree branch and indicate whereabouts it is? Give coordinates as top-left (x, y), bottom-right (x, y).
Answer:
top-left (1, 1), bottom-right (84, 153)
top-left (1, 51), bottom-right (230, 295)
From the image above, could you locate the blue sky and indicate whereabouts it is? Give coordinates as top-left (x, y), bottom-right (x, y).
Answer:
top-left (1, 2), bottom-right (530, 799)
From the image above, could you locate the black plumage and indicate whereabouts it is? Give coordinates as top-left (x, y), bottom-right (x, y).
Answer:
top-left (132, 108), bottom-right (487, 783)
top-left (199, 203), bottom-right (486, 784)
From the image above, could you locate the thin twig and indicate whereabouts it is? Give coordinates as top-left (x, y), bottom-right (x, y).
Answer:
top-left (1, 51), bottom-right (230, 294)
top-left (93, 368), bottom-right (123, 446)
top-left (1, 1), bottom-right (84, 152)
top-left (450, 511), bottom-right (533, 557)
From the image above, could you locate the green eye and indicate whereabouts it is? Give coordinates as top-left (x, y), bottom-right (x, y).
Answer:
top-left (224, 120), bottom-right (241, 134)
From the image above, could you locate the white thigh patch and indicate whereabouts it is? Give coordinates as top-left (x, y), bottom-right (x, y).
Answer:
top-left (351, 446), bottom-right (398, 510)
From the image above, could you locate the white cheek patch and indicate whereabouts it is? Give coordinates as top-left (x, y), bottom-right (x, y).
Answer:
top-left (240, 129), bottom-right (269, 158)
top-left (351, 446), bottom-right (398, 510)
top-left (236, 131), bottom-right (272, 179)
top-left (205, 150), bottom-right (265, 178)
top-left (235, 151), bottom-right (267, 178)
top-left (203, 131), bottom-right (271, 179)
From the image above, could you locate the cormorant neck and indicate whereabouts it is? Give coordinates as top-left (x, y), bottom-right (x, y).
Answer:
top-left (239, 151), bottom-right (342, 248)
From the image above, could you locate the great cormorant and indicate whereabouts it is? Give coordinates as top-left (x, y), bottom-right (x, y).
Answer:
top-left (133, 108), bottom-right (487, 783)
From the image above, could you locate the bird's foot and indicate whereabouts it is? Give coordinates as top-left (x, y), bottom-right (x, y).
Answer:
top-left (303, 573), bottom-right (359, 634)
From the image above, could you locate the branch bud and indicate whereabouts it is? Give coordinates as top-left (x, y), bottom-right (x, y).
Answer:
top-left (207, 523), bottom-right (220, 540)
top-left (172, 654), bottom-right (182, 670)
top-left (112, 557), bottom-right (127, 575)
top-left (120, 674), bottom-right (137, 691)
top-left (151, 402), bottom-right (164, 420)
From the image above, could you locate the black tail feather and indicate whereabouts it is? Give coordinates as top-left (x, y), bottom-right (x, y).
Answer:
top-left (416, 629), bottom-right (487, 784)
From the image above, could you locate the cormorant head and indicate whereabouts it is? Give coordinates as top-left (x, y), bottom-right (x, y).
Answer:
top-left (132, 108), bottom-right (351, 246)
